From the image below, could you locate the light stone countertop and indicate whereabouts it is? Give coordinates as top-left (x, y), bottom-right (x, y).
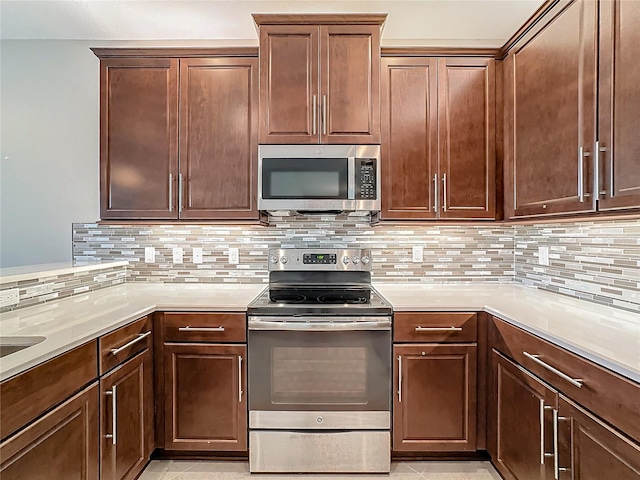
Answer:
top-left (0, 283), bottom-right (266, 381)
top-left (1, 281), bottom-right (638, 385)
top-left (0, 260), bottom-right (129, 285)
top-left (374, 283), bottom-right (640, 383)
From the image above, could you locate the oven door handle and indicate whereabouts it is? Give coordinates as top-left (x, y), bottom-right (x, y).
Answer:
top-left (248, 319), bottom-right (391, 331)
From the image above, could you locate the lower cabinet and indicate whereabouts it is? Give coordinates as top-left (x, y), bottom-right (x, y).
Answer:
top-left (163, 343), bottom-right (247, 451)
top-left (101, 349), bottom-right (154, 480)
top-left (0, 382), bottom-right (99, 480)
top-left (490, 350), bottom-right (556, 480)
top-left (558, 396), bottom-right (640, 479)
top-left (393, 344), bottom-right (477, 452)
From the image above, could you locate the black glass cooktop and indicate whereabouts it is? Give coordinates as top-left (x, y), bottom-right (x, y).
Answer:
top-left (269, 287), bottom-right (371, 304)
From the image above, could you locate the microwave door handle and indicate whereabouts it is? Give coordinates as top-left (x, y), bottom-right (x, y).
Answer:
top-left (348, 157), bottom-right (356, 199)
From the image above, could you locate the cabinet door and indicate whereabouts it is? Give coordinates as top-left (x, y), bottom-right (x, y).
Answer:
top-left (0, 383), bottom-right (99, 480)
top-left (393, 344), bottom-right (477, 452)
top-left (101, 349), bottom-right (154, 480)
top-left (507, 0), bottom-right (597, 218)
top-left (179, 58), bottom-right (258, 219)
top-left (381, 57), bottom-right (438, 219)
top-left (100, 58), bottom-right (179, 219)
top-left (320, 25), bottom-right (380, 144)
top-left (438, 58), bottom-right (496, 219)
top-left (164, 343), bottom-right (247, 451)
top-left (558, 396), bottom-right (640, 480)
top-left (597, 0), bottom-right (640, 211)
top-left (490, 351), bottom-right (556, 480)
top-left (259, 25), bottom-right (319, 144)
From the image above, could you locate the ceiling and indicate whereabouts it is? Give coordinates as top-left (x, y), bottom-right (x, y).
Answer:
top-left (0, 0), bottom-right (546, 47)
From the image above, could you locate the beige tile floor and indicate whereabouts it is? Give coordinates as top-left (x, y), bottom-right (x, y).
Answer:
top-left (139, 460), bottom-right (503, 480)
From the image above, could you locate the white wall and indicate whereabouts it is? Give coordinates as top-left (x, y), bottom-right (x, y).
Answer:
top-left (1, 40), bottom-right (100, 267)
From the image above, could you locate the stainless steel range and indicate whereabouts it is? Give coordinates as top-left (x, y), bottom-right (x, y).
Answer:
top-left (247, 248), bottom-right (392, 474)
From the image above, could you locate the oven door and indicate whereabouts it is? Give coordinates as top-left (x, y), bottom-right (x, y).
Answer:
top-left (258, 145), bottom-right (355, 211)
top-left (248, 318), bottom-right (391, 429)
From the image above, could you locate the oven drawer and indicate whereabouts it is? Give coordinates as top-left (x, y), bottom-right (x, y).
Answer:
top-left (394, 312), bottom-right (477, 343)
top-left (163, 312), bottom-right (246, 343)
top-left (249, 431), bottom-right (390, 473)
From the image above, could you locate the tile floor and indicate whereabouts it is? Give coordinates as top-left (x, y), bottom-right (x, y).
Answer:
top-left (139, 460), bottom-right (503, 480)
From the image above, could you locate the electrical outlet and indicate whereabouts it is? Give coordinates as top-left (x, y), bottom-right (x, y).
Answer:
top-left (412, 245), bottom-right (423, 263)
top-left (538, 246), bottom-right (549, 266)
top-left (144, 247), bottom-right (155, 263)
top-left (193, 247), bottom-right (203, 264)
top-left (173, 247), bottom-right (183, 264)
top-left (228, 247), bottom-right (239, 265)
top-left (0, 288), bottom-right (19, 308)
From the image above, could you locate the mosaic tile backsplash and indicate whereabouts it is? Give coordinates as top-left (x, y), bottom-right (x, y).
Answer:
top-left (0, 264), bottom-right (127, 313)
top-left (65, 216), bottom-right (640, 313)
top-left (72, 216), bottom-right (515, 284)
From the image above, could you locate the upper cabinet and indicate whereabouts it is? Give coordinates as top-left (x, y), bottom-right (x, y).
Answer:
top-left (255, 15), bottom-right (384, 144)
top-left (504, 0), bottom-right (640, 219)
top-left (597, 0), bottom-right (640, 211)
top-left (381, 56), bottom-right (496, 220)
top-left (94, 50), bottom-right (259, 221)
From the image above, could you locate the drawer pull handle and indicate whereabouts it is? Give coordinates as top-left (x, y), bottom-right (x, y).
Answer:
top-left (523, 352), bottom-right (583, 388)
top-left (178, 326), bottom-right (225, 332)
top-left (110, 331), bottom-right (151, 355)
top-left (415, 326), bottom-right (463, 332)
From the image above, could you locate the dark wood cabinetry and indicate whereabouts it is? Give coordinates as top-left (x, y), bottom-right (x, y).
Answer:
top-left (101, 350), bottom-right (154, 480)
top-left (490, 350), bottom-right (556, 480)
top-left (179, 58), bottom-right (258, 219)
top-left (256, 16), bottom-right (383, 145)
top-left (558, 396), bottom-right (640, 479)
top-left (163, 343), bottom-right (247, 451)
top-left (99, 58), bottom-right (179, 220)
top-left (381, 56), bottom-right (495, 220)
top-left (94, 50), bottom-right (259, 221)
top-left (393, 344), bottom-right (477, 452)
top-left (597, 0), bottom-right (640, 212)
top-left (0, 383), bottom-right (99, 480)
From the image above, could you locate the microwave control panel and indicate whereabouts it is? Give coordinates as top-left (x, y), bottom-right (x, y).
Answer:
top-left (356, 159), bottom-right (377, 200)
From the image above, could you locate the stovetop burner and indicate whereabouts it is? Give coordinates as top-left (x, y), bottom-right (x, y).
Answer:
top-left (269, 287), bottom-right (371, 305)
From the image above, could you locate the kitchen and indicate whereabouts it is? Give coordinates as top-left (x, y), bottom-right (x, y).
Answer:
top-left (1, 1), bottom-right (639, 479)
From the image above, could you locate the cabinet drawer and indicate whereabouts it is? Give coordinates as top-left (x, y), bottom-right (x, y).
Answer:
top-left (394, 312), bottom-right (477, 343)
top-left (0, 341), bottom-right (98, 441)
top-left (163, 312), bottom-right (246, 343)
top-left (99, 315), bottom-right (152, 375)
top-left (490, 317), bottom-right (640, 442)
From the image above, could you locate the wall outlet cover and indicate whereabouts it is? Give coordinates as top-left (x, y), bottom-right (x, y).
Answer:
top-left (173, 247), bottom-right (183, 264)
top-left (412, 245), bottom-right (423, 263)
top-left (538, 246), bottom-right (550, 266)
top-left (228, 247), bottom-right (239, 265)
top-left (144, 247), bottom-right (155, 263)
top-left (0, 288), bottom-right (20, 307)
top-left (193, 247), bottom-right (203, 264)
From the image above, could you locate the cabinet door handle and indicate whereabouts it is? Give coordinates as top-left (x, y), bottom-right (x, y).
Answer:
top-left (238, 355), bottom-right (244, 402)
top-left (578, 147), bottom-right (590, 202)
top-left (105, 386), bottom-right (117, 445)
top-left (442, 174), bottom-right (447, 212)
top-left (110, 331), bottom-right (151, 355)
top-left (312, 95), bottom-right (317, 135)
top-left (606, 145), bottom-right (615, 197)
top-left (168, 173), bottom-right (173, 212)
top-left (178, 326), bottom-right (225, 332)
top-left (433, 174), bottom-right (439, 212)
top-left (541, 402), bottom-right (554, 464)
top-left (552, 409), bottom-right (571, 479)
top-left (178, 173), bottom-right (184, 212)
top-left (322, 94), bottom-right (327, 135)
top-left (523, 352), bottom-right (583, 388)
top-left (397, 355), bottom-right (402, 403)
top-left (415, 326), bottom-right (462, 332)
top-left (594, 142), bottom-right (608, 196)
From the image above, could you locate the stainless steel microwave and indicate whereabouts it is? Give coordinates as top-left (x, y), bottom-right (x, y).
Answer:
top-left (258, 145), bottom-right (381, 213)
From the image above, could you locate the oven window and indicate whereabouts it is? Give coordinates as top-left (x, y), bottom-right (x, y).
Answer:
top-left (271, 347), bottom-right (367, 405)
top-left (261, 158), bottom-right (348, 199)
top-left (248, 330), bottom-right (391, 412)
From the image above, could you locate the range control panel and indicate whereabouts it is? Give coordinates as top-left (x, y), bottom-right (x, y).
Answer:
top-left (356, 158), bottom-right (377, 200)
top-left (303, 253), bottom-right (337, 264)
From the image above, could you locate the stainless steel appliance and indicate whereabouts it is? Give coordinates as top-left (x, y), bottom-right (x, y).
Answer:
top-left (247, 248), bottom-right (392, 473)
top-left (257, 145), bottom-right (381, 214)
